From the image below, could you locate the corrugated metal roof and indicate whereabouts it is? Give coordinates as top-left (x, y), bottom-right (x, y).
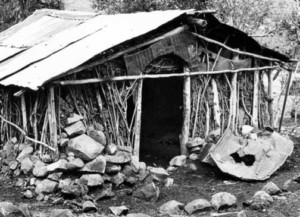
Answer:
top-left (0, 9), bottom-right (192, 90)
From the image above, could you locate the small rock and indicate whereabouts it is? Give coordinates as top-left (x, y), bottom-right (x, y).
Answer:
top-left (105, 143), bottom-right (117, 155)
top-left (64, 121), bottom-right (86, 137)
top-left (30, 177), bottom-right (36, 186)
top-left (186, 137), bottom-right (205, 148)
top-left (51, 209), bottom-right (73, 217)
top-left (109, 205), bottom-right (129, 216)
top-left (80, 155), bottom-right (106, 173)
top-left (189, 153), bottom-right (199, 161)
top-left (167, 166), bottom-right (177, 173)
top-left (61, 184), bottom-right (81, 198)
top-left (130, 156), bottom-right (140, 173)
top-left (52, 197), bottom-right (64, 205)
top-left (41, 154), bottom-right (52, 163)
top-left (66, 113), bottom-right (83, 125)
top-left (164, 178), bottom-right (174, 187)
top-left (35, 179), bottom-right (58, 194)
top-left (159, 200), bottom-right (184, 215)
top-left (237, 210), bottom-right (247, 217)
top-left (80, 174), bottom-right (104, 187)
top-left (211, 192), bottom-right (237, 210)
top-left (58, 178), bottom-right (72, 190)
top-left (48, 172), bottom-right (63, 182)
top-left (20, 157), bottom-right (33, 174)
top-left (0, 202), bottom-right (25, 217)
top-left (111, 172), bottom-right (126, 187)
top-left (66, 158), bottom-right (84, 170)
top-left (262, 181), bottom-right (281, 195)
top-left (133, 182), bottom-right (159, 201)
top-left (139, 162), bottom-right (147, 171)
top-left (169, 155), bottom-right (186, 167)
top-left (33, 165), bottom-right (48, 178)
top-left (59, 138), bottom-right (69, 148)
top-left (149, 167), bottom-right (169, 182)
top-left (105, 151), bottom-right (131, 164)
top-left (249, 133), bottom-right (257, 140)
top-left (184, 198), bottom-right (212, 214)
top-left (67, 134), bottom-right (104, 162)
top-left (241, 125), bottom-right (254, 136)
top-left (93, 185), bottom-right (115, 201)
top-left (82, 201), bottom-right (97, 213)
top-left (106, 163), bottom-right (122, 174)
top-left (23, 190), bottom-right (34, 199)
top-left (17, 146), bottom-right (33, 162)
top-left (15, 178), bottom-right (24, 187)
top-left (47, 159), bottom-right (68, 173)
top-left (36, 193), bottom-right (44, 201)
top-left (139, 170), bottom-right (150, 182)
top-left (44, 195), bottom-right (49, 201)
top-left (249, 190), bottom-right (273, 210)
top-left (188, 162), bottom-right (198, 171)
top-left (127, 214), bottom-right (151, 217)
top-left (88, 130), bottom-right (107, 146)
top-left (13, 169), bottom-right (21, 176)
top-left (8, 160), bottom-right (19, 170)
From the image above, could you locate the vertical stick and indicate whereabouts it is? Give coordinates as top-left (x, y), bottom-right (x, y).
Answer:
top-left (48, 87), bottom-right (58, 159)
top-left (252, 69), bottom-right (259, 128)
top-left (33, 95), bottom-right (39, 150)
top-left (267, 70), bottom-right (274, 127)
top-left (205, 101), bottom-right (210, 137)
top-left (211, 78), bottom-right (221, 128)
top-left (21, 94), bottom-right (27, 133)
top-left (133, 79), bottom-right (143, 160)
top-left (181, 67), bottom-right (191, 156)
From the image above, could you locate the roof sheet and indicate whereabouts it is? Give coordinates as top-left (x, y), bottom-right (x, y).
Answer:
top-left (0, 9), bottom-right (191, 90)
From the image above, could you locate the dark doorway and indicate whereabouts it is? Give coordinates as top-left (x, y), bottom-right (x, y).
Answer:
top-left (140, 76), bottom-right (183, 166)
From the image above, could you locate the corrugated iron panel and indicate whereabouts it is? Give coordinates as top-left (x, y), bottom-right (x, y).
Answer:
top-left (0, 46), bottom-right (24, 62)
top-left (0, 10), bottom-right (192, 89)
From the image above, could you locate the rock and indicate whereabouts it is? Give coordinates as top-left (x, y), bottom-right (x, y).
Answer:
top-left (111, 172), bottom-right (126, 187)
top-left (164, 178), bottom-right (174, 187)
top-left (66, 158), bottom-right (84, 170)
top-left (64, 121), bottom-right (86, 137)
top-left (188, 162), bottom-right (198, 172)
top-left (15, 178), bottom-right (24, 187)
top-left (131, 156), bottom-right (140, 173)
top-left (66, 113), bottom-right (83, 125)
top-left (20, 157), bottom-right (33, 174)
top-left (3, 140), bottom-right (17, 163)
top-left (122, 165), bottom-right (135, 177)
top-left (241, 125), bottom-right (254, 136)
top-left (80, 174), bottom-right (103, 187)
top-left (249, 191), bottom-right (273, 210)
top-left (139, 162), bottom-right (147, 171)
top-left (186, 137), bottom-right (205, 148)
top-left (58, 178), bottom-right (72, 190)
top-left (159, 200), bottom-right (184, 215)
top-left (18, 204), bottom-right (32, 217)
top-left (35, 179), bottom-right (58, 194)
top-left (184, 198), bottom-right (212, 214)
top-left (30, 177), bottom-right (36, 186)
top-left (48, 172), bottom-right (63, 182)
top-left (169, 155), bottom-right (187, 167)
top-left (189, 153), bottom-right (199, 161)
top-left (80, 155), bottom-right (106, 173)
top-left (92, 184), bottom-right (115, 201)
top-left (105, 151), bottom-right (131, 164)
top-left (23, 190), bottom-right (34, 199)
top-left (44, 195), bottom-right (49, 201)
top-left (82, 201), bottom-right (97, 213)
top-left (47, 159), bottom-right (68, 173)
top-left (61, 184), bottom-right (81, 198)
top-left (13, 169), bottom-right (21, 176)
top-left (33, 165), bottom-right (48, 178)
top-left (282, 179), bottom-right (300, 192)
top-left (50, 209), bottom-right (73, 217)
top-left (262, 181), bottom-right (281, 195)
top-left (149, 167), bottom-right (169, 182)
top-left (105, 143), bottom-right (117, 155)
top-left (105, 163), bottom-right (121, 174)
top-left (67, 134), bottom-right (104, 162)
top-left (8, 160), bottom-right (19, 170)
top-left (127, 214), bottom-right (151, 217)
top-left (36, 193), bottom-right (44, 201)
top-left (17, 146), bottom-right (33, 162)
top-left (237, 210), bottom-right (247, 217)
top-left (0, 202), bottom-right (25, 217)
top-left (41, 154), bottom-right (52, 163)
top-left (139, 170), bottom-right (150, 182)
top-left (88, 130), bottom-right (107, 146)
top-left (59, 138), bottom-right (69, 148)
top-left (109, 205), bottom-right (129, 216)
top-left (211, 192), bottom-right (237, 210)
top-left (133, 182), bottom-right (159, 201)
top-left (166, 166), bottom-right (177, 173)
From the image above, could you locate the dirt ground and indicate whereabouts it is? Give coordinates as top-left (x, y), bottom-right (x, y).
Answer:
top-left (2, 119), bottom-right (300, 217)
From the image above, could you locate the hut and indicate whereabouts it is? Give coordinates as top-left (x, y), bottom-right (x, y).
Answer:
top-left (0, 9), bottom-right (293, 165)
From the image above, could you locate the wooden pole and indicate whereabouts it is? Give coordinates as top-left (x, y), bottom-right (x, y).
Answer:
top-left (133, 79), bottom-right (143, 160)
top-left (267, 70), bottom-right (274, 127)
top-left (48, 87), bottom-right (59, 158)
top-left (181, 66), bottom-right (191, 156)
top-left (33, 95), bottom-right (39, 150)
top-left (252, 65), bottom-right (259, 128)
top-left (21, 94), bottom-right (27, 133)
top-left (211, 78), bottom-right (221, 128)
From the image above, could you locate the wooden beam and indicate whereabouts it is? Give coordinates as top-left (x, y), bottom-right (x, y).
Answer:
top-left (55, 66), bottom-right (278, 86)
top-left (181, 66), bottom-right (191, 156)
top-left (267, 70), bottom-right (274, 127)
top-left (133, 79), bottom-right (143, 160)
top-left (48, 87), bottom-right (59, 158)
top-left (21, 94), bottom-right (27, 133)
top-left (252, 69), bottom-right (259, 128)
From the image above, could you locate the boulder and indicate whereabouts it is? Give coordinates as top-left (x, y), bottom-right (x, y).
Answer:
top-left (169, 155), bottom-right (187, 167)
top-left (105, 143), bottom-right (117, 155)
top-left (184, 199), bottom-right (212, 214)
top-left (8, 160), bottom-right (19, 170)
top-left (50, 209), bottom-right (73, 217)
top-left (17, 146), bottom-right (33, 162)
top-left (58, 178), bottom-right (72, 190)
top-left (211, 192), bottom-right (237, 210)
top-left (35, 179), bottom-right (58, 194)
top-left (67, 134), bottom-right (104, 161)
top-left (61, 184), bottom-right (81, 198)
top-left (20, 157), bottom-right (33, 174)
top-left (82, 201), bottom-right (97, 213)
top-left (64, 121), bottom-right (86, 137)
top-left (111, 172), bottom-right (126, 187)
top-left (80, 174), bottom-right (103, 187)
top-left (133, 182), bottom-right (159, 201)
top-left (93, 185), bottom-right (115, 201)
top-left (262, 181), bottom-right (281, 195)
top-left (80, 155), bottom-right (106, 173)
top-left (3, 140), bottom-right (17, 163)
top-left (88, 130), bottom-right (107, 146)
top-left (159, 200), bottom-right (184, 215)
top-left (66, 158), bottom-right (84, 170)
top-left (149, 167), bottom-right (169, 182)
top-left (249, 191), bottom-right (273, 210)
top-left (0, 202), bottom-right (25, 217)
top-left (33, 165), bottom-right (48, 178)
top-left (109, 205), bottom-right (129, 216)
top-left (47, 159), bottom-right (68, 173)
top-left (105, 151), bottom-right (131, 164)
top-left (66, 113), bottom-right (83, 125)
top-left (105, 163), bottom-right (121, 174)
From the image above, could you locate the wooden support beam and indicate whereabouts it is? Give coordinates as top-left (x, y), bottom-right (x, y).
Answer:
top-left (211, 78), bottom-right (221, 127)
top-left (21, 94), bottom-right (27, 133)
top-left (55, 66), bottom-right (278, 86)
top-left (133, 79), bottom-right (143, 160)
top-left (267, 71), bottom-right (274, 127)
top-left (48, 87), bottom-right (59, 158)
top-left (181, 66), bottom-right (191, 156)
top-left (252, 70), bottom-right (259, 128)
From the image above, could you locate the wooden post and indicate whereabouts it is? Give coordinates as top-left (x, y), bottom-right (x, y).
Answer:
top-left (231, 72), bottom-right (237, 132)
top-left (48, 87), bottom-right (58, 159)
top-left (211, 78), bottom-right (221, 128)
top-left (252, 69), bottom-right (259, 128)
top-left (181, 67), bottom-right (191, 156)
top-left (267, 70), bottom-right (274, 127)
top-left (21, 94), bottom-right (27, 133)
top-left (33, 96), bottom-right (39, 150)
top-left (133, 79), bottom-right (143, 160)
